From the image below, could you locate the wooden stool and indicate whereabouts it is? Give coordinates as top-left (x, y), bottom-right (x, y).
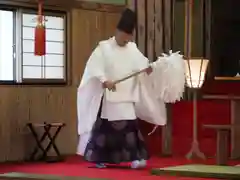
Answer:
top-left (203, 124), bottom-right (232, 165)
top-left (27, 122), bottom-right (65, 162)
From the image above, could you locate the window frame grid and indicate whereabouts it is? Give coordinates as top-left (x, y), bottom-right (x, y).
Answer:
top-left (0, 7), bottom-right (17, 84)
top-left (20, 10), bottom-right (67, 84)
top-left (0, 5), bottom-right (68, 86)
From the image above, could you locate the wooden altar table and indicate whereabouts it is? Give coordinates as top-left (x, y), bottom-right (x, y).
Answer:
top-left (203, 94), bottom-right (240, 160)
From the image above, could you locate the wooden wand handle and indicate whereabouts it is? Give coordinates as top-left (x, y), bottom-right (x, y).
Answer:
top-left (113, 68), bottom-right (147, 85)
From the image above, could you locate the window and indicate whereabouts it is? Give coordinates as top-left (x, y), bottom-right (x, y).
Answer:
top-left (0, 7), bottom-right (67, 84)
top-left (0, 10), bottom-right (14, 81)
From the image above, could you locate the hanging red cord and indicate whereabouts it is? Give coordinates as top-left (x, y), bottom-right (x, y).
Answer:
top-left (34, 0), bottom-right (46, 56)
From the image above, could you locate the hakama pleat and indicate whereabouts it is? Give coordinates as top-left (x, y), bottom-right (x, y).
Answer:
top-left (84, 117), bottom-right (149, 164)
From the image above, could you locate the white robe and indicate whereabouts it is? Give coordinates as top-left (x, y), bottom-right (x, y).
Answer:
top-left (77, 37), bottom-right (166, 155)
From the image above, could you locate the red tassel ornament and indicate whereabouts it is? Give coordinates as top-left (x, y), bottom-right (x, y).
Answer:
top-left (34, 0), bottom-right (46, 56)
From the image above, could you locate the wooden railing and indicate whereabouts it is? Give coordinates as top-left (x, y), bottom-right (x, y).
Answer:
top-left (214, 76), bottom-right (240, 81)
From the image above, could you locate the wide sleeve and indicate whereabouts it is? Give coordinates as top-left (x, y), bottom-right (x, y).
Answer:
top-left (84, 45), bottom-right (107, 83)
top-left (129, 42), bottom-right (150, 70)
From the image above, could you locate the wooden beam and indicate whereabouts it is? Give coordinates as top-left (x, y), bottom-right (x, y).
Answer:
top-left (214, 76), bottom-right (240, 81)
top-left (146, 0), bottom-right (154, 60)
top-left (231, 101), bottom-right (240, 159)
top-left (203, 95), bottom-right (240, 100)
top-left (160, 0), bottom-right (173, 157)
top-left (137, 0), bottom-right (146, 54)
top-left (162, 103), bottom-right (172, 156)
top-left (74, 1), bottom-right (125, 12)
top-left (163, 0), bottom-right (172, 50)
top-left (154, 0), bottom-right (163, 57)
top-left (0, 0), bottom-right (74, 8)
top-left (127, 0), bottom-right (136, 41)
top-left (0, 0), bottom-right (125, 12)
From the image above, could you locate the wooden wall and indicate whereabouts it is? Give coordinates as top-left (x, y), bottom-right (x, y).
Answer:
top-left (0, 1), bottom-right (121, 162)
top-left (172, 0), bottom-right (204, 57)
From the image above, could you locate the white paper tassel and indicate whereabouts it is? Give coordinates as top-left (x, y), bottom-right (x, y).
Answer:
top-left (150, 50), bottom-right (185, 103)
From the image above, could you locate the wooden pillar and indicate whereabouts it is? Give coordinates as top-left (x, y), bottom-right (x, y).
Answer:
top-left (231, 100), bottom-right (240, 159)
top-left (162, 103), bottom-right (172, 156)
top-left (163, 0), bottom-right (172, 51)
top-left (155, 0), bottom-right (164, 57)
top-left (128, 0), bottom-right (174, 156)
top-left (136, 0), bottom-right (146, 54)
top-left (160, 0), bottom-right (173, 156)
top-left (147, 0), bottom-right (155, 61)
top-left (127, 0), bottom-right (136, 41)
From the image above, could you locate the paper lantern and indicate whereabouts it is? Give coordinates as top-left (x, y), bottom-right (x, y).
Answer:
top-left (185, 58), bottom-right (209, 89)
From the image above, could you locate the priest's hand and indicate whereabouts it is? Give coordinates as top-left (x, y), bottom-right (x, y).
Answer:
top-left (145, 66), bottom-right (153, 75)
top-left (102, 81), bottom-right (116, 91)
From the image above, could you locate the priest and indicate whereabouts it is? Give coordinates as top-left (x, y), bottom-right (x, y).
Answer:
top-left (76, 7), bottom-right (186, 169)
top-left (77, 8), bottom-right (156, 169)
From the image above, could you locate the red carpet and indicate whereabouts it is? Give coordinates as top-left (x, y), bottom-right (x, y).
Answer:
top-left (0, 156), bottom-right (239, 180)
